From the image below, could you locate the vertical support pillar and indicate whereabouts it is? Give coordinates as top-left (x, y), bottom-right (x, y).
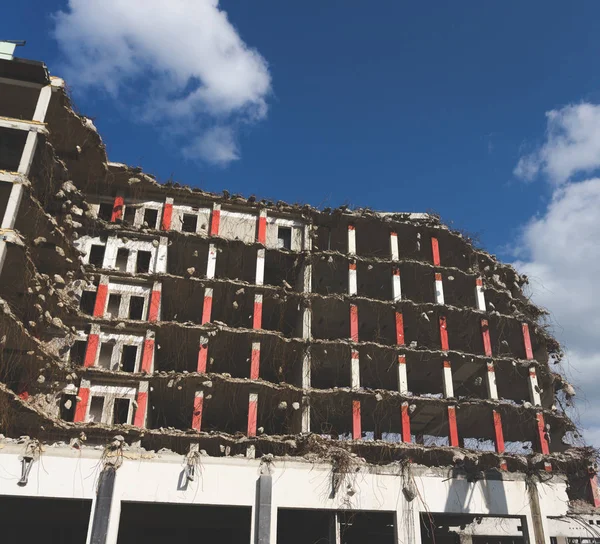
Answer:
top-left (148, 281), bottom-right (162, 322)
top-left (475, 277), bottom-right (486, 311)
top-left (434, 272), bottom-right (445, 304)
top-left (210, 203), bottom-right (221, 236)
top-left (93, 276), bottom-right (109, 317)
top-left (536, 412), bottom-right (550, 455)
top-left (206, 243), bottom-right (217, 278)
top-left (392, 267), bottom-right (402, 302)
top-left (442, 360), bottom-right (454, 398)
top-left (155, 236), bottom-right (168, 273)
top-left (255, 474), bottom-right (273, 544)
top-left (89, 465), bottom-right (117, 544)
top-left (74, 379), bottom-right (91, 422)
top-left (431, 236), bottom-right (440, 266)
top-left (140, 330), bottom-right (155, 373)
top-left (397, 355), bottom-right (408, 394)
top-left (447, 405), bottom-right (459, 447)
top-left (256, 248), bottom-right (265, 286)
top-left (589, 474), bottom-right (600, 508)
top-left (485, 362), bottom-right (498, 399)
top-left (202, 287), bottom-right (213, 324)
top-left (257, 209), bottom-right (267, 245)
top-left (439, 315), bottom-right (449, 350)
top-left (161, 197), bottom-right (174, 231)
top-left (248, 392), bottom-right (258, 437)
top-left (528, 367), bottom-right (542, 406)
top-left (492, 410), bottom-right (505, 453)
top-left (352, 399), bottom-right (361, 440)
top-left (101, 235), bottom-right (118, 269)
top-left (390, 231), bottom-right (399, 260)
top-left (192, 390), bottom-right (204, 431)
top-left (347, 224), bottom-right (356, 255)
top-left (253, 294), bottom-right (263, 329)
top-left (350, 304), bottom-right (358, 342)
top-left (400, 401), bottom-right (411, 443)
top-left (197, 336), bottom-right (208, 373)
top-left (133, 381), bottom-right (149, 428)
top-left (301, 396), bottom-right (311, 434)
top-left (522, 323), bottom-right (534, 360)
top-left (251, 342), bottom-right (261, 380)
top-left (348, 262), bottom-right (357, 295)
top-left (395, 312), bottom-right (405, 345)
top-left (1, 184), bottom-right (24, 229)
top-left (351, 350), bottom-right (360, 390)
top-left (111, 195), bottom-right (124, 222)
top-left (84, 325), bottom-right (101, 368)
top-left (481, 319), bottom-right (492, 357)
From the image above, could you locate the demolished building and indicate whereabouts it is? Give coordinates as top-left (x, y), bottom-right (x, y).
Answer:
top-left (0, 41), bottom-right (599, 543)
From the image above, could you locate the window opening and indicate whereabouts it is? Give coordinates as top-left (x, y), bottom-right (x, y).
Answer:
top-left (123, 205), bottom-right (136, 225)
top-left (70, 340), bottom-right (87, 365)
top-left (89, 245), bottom-right (106, 267)
top-left (115, 248), bottom-right (129, 271)
top-left (98, 342), bottom-right (113, 369)
top-left (182, 213), bottom-right (198, 233)
top-left (121, 345), bottom-right (138, 372)
top-left (80, 291), bottom-right (96, 315)
top-left (107, 294), bottom-right (122, 318)
top-left (136, 250), bottom-right (152, 273)
top-left (59, 394), bottom-right (77, 421)
top-left (129, 296), bottom-right (145, 320)
top-left (277, 226), bottom-right (292, 250)
top-left (113, 398), bottom-right (131, 424)
top-left (143, 208), bottom-right (158, 228)
top-left (98, 202), bottom-right (113, 221)
top-left (89, 396), bottom-right (104, 422)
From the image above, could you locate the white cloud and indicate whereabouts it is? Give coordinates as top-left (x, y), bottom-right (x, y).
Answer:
top-left (52, 0), bottom-right (271, 164)
top-left (514, 103), bottom-right (600, 185)
top-left (183, 126), bottom-right (239, 166)
top-left (514, 102), bottom-right (600, 446)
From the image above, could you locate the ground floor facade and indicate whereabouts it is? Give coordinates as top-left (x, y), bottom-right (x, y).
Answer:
top-left (0, 440), bottom-right (597, 544)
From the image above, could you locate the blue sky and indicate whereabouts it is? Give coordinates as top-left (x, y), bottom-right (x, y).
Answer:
top-left (4, 1), bottom-right (599, 250)
top-left (4, 1), bottom-right (600, 444)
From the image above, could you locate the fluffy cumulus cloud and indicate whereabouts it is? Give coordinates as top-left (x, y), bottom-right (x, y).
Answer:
top-left (514, 103), bottom-right (600, 445)
top-left (52, 0), bottom-right (271, 164)
top-left (515, 103), bottom-right (600, 185)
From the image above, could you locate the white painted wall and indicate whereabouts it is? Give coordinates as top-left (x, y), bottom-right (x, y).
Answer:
top-left (0, 444), bottom-right (592, 544)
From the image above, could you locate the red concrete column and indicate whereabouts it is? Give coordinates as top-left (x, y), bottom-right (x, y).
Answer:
top-left (210, 203), bottom-right (221, 236)
top-left (197, 337), bottom-right (208, 373)
top-left (522, 323), bottom-right (534, 360)
top-left (401, 401), bottom-right (411, 443)
top-left (431, 236), bottom-right (440, 266)
top-left (148, 281), bottom-right (161, 322)
top-left (395, 312), bottom-right (405, 345)
top-left (201, 287), bottom-right (213, 324)
top-left (83, 325), bottom-right (100, 368)
top-left (192, 390), bottom-right (204, 431)
top-left (253, 294), bottom-right (263, 329)
top-left (140, 331), bottom-right (155, 373)
top-left (257, 209), bottom-right (267, 244)
top-left (74, 380), bottom-right (91, 422)
top-left (350, 304), bottom-right (359, 342)
top-left (111, 195), bottom-right (124, 222)
top-left (133, 382), bottom-right (149, 428)
top-left (492, 410), bottom-right (505, 454)
top-left (536, 412), bottom-right (550, 455)
top-left (161, 197), bottom-right (174, 230)
top-left (93, 276), bottom-right (109, 317)
top-left (352, 399), bottom-right (361, 440)
top-left (448, 406), bottom-right (459, 447)
top-left (247, 392), bottom-right (258, 437)
top-left (481, 319), bottom-right (492, 357)
top-left (250, 342), bottom-right (261, 380)
top-left (439, 316), bottom-right (449, 350)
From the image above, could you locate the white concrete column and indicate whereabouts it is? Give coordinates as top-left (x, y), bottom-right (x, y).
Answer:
top-left (390, 231), bottom-right (399, 260)
top-left (486, 362), bottom-right (499, 399)
top-left (156, 236), bottom-right (168, 273)
top-left (102, 236), bottom-right (119, 269)
top-left (528, 366), bottom-right (542, 406)
top-left (0, 183), bottom-right (24, 229)
top-left (256, 248), bottom-right (265, 286)
top-left (397, 355), bottom-right (408, 394)
top-left (392, 267), bottom-right (402, 302)
top-left (435, 272), bottom-right (445, 305)
top-left (206, 243), bottom-right (217, 279)
top-left (347, 224), bottom-right (356, 255)
top-left (475, 277), bottom-right (486, 311)
top-left (442, 360), bottom-right (454, 398)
